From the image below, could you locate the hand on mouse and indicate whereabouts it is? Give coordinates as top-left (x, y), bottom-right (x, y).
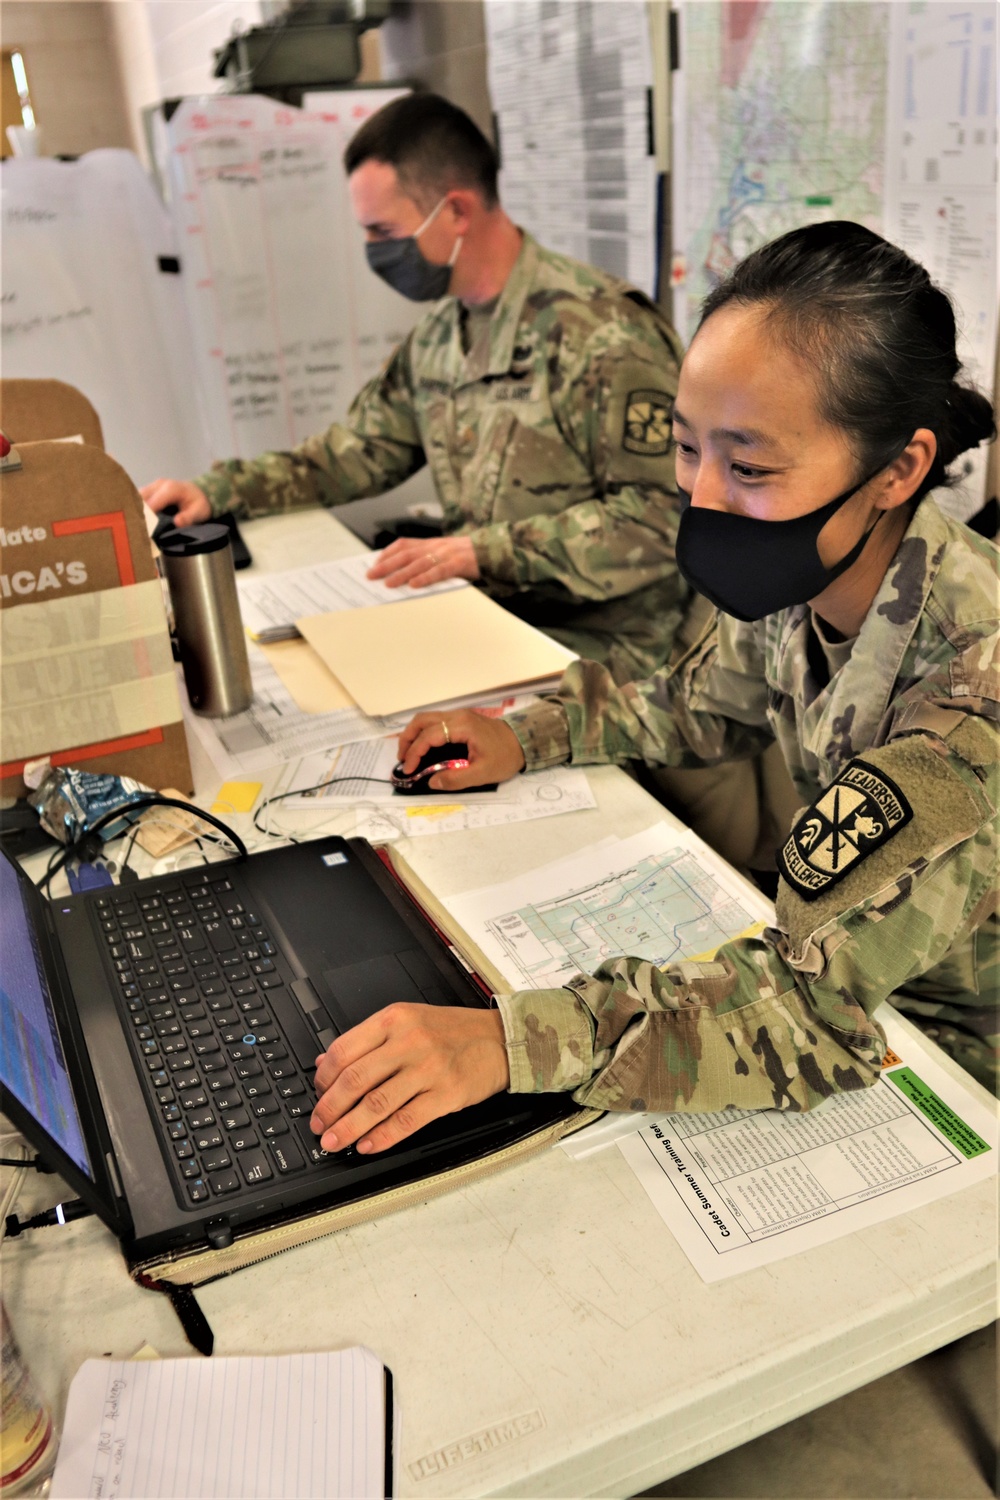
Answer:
top-left (140, 478), bottom-right (212, 527)
top-left (365, 535), bottom-right (480, 588)
top-left (310, 1003), bottom-right (510, 1154)
top-left (397, 709), bottom-right (526, 790)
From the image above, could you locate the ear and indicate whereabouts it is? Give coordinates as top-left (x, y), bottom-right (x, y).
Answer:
top-left (443, 188), bottom-right (478, 234)
top-left (874, 428), bottom-right (937, 510)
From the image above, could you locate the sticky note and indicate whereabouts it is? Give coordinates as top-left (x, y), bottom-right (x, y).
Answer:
top-left (211, 781), bottom-right (262, 814)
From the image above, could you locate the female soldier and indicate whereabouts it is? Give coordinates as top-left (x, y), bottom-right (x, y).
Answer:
top-left (310, 222), bottom-right (998, 1157)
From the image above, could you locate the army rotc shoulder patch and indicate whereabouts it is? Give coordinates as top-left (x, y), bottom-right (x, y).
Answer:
top-left (623, 390), bottom-right (673, 455)
top-left (777, 757), bottom-right (913, 901)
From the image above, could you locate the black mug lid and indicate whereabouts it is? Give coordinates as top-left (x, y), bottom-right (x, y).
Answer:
top-left (157, 523), bottom-right (231, 557)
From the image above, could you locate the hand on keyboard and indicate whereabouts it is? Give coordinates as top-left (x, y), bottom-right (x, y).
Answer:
top-left (310, 1004), bottom-right (510, 1155)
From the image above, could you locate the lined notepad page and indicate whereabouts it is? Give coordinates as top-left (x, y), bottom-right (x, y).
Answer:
top-left (52, 1348), bottom-right (390, 1499)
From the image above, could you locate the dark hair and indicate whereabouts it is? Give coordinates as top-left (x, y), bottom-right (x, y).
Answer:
top-left (699, 221), bottom-right (995, 500)
top-left (343, 93), bottom-right (499, 210)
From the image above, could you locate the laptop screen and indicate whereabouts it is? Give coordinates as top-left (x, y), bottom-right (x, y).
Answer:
top-left (0, 855), bottom-right (92, 1177)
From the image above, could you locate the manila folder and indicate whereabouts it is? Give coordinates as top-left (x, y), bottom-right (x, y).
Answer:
top-left (297, 587), bottom-right (575, 717)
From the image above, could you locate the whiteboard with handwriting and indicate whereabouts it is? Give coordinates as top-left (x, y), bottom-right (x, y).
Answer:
top-left (0, 149), bottom-right (212, 485)
top-left (165, 90), bottom-right (418, 461)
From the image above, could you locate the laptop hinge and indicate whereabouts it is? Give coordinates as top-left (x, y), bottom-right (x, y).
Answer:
top-left (105, 1152), bottom-right (124, 1200)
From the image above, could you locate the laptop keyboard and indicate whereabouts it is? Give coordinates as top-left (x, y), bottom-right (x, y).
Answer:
top-left (92, 869), bottom-right (334, 1208)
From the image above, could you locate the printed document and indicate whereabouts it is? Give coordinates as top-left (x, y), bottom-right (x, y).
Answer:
top-left (619, 1009), bottom-right (996, 1282)
top-left (259, 736), bottom-right (596, 840)
top-left (443, 823), bottom-right (770, 991)
top-left (237, 553), bottom-right (467, 638)
top-left (182, 642), bottom-right (406, 779)
top-left (184, 645), bottom-right (541, 781)
top-left (446, 825), bottom-right (996, 1282)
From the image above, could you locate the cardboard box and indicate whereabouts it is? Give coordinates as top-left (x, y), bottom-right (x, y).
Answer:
top-left (0, 378), bottom-right (104, 448)
top-left (0, 440), bottom-right (192, 796)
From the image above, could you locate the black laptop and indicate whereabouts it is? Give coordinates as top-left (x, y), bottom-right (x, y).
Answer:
top-left (0, 836), bottom-right (575, 1258)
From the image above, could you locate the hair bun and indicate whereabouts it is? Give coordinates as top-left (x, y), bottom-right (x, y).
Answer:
top-left (939, 384), bottom-right (997, 467)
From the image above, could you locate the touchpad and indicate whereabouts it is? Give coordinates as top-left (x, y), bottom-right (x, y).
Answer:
top-left (322, 954), bottom-right (424, 1034)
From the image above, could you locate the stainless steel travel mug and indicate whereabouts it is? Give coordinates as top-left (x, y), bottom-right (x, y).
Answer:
top-left (159, 523), bottom-right (252, 717)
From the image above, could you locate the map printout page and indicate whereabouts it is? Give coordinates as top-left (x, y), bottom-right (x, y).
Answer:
top-left (443, 822), bottom-right (770, 992)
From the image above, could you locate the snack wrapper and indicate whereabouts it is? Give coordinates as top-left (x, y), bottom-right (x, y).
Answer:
top-left (25, 761), bottom-right (153, 846)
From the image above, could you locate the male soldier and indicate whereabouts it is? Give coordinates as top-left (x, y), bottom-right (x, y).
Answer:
top-left (143, 92), bottom-right (690, 684)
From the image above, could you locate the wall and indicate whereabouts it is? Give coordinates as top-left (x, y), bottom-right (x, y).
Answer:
top-left (105, 0), bottom-right (159, 160)
top-left (107, 0), bottom-right (265, 163)
top-left (379, 0), bottom-right (492, 141)
top-left (0, 2), bottom-right (132, 157)
top-left (104, 0), bottom-right (492, 165)
top-left (143, 0), bottom-right (265, 97)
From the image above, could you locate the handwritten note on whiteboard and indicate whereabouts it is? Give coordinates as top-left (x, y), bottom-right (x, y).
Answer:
top-left (51, 1347), bottom-right (393, 1499)
top-left (165, 92), bottom-right (418, 461)
top-left (0, 150), bottom-right (212, 486)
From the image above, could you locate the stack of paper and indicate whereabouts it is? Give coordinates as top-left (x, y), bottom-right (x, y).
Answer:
top-left (238, 552), bottom-right (468, 641)
top-left (297, 586), bottom-right (575, 717)
top-left (236, 556), bottom-right (574, 720)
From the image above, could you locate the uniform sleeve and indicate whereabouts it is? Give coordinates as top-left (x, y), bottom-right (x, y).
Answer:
top-left (195, 340), bottom-right (426, 520)
top-left (496, 714), bottom-right (999, 1114)
top-left (466, 320), bottom-right (683, 601)
top-left (506, 613), bottom-right (776, 771)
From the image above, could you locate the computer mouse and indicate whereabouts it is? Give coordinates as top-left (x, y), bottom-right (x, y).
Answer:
top-left (391, 742), bottom-right (497, 795)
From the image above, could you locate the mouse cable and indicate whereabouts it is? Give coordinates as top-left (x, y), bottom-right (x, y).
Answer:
top-left (253, 776), bottom-right (395, 840)
top-left (118, 818), bottom-right (227, 883)
top-left (36, 796), bottom-right (248, 896)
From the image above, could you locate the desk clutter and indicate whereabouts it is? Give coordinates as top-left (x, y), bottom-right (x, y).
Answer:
top-left (236, 554), bottom-right (573, 721)
top-left (182, 549), bottom-right (591, 840)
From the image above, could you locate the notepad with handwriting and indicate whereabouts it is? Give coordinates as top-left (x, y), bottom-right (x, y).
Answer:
top-left (51, 1348), bottom-right (396, 1499)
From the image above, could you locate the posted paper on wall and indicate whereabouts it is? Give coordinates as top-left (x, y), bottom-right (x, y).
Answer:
top-left (619, 1009), bottom-right (996, 1282)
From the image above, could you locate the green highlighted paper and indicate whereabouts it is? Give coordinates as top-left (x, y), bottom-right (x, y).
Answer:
top-left (887, 1068), bottom-right (991, 1158)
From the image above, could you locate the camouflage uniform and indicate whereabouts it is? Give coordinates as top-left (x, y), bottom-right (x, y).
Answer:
top-left (195, 234), bottom-right (688, 683)
top-left (498, 498), bottom-right (999, 1107)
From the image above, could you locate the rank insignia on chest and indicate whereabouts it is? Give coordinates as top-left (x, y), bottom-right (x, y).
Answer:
top-left (777, 757), bottom-right (913, 901)
top-left (623, 390), bottom-right (673, 455)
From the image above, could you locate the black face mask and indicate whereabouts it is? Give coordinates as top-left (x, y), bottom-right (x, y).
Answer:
top-left (675, 468), bottom-right (886, 622)
top-left (364, 196), bottom-right (463, 302)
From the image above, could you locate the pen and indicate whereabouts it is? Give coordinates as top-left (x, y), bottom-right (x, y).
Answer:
top-left (250, 624), bottom-right (302, 644)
